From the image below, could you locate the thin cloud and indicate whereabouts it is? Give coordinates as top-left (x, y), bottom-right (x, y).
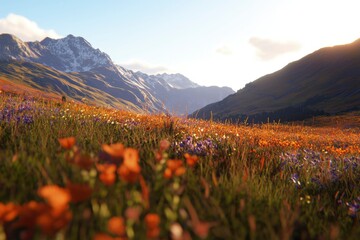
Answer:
top-left (216, 45), bottom-right (233, 55)
top-left (0, 13), bottom-right (61, 41)
top-left (120, 60), bottom-right (169, 74)
top-left (249, 37), bottom-right (301, 60)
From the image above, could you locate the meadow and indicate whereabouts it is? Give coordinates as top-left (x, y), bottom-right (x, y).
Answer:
top-left (0, 92), bottom-right (359, 240)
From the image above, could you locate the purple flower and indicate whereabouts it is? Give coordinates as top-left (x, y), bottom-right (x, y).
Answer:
top-left (175, 136), bottom-right (217, 156)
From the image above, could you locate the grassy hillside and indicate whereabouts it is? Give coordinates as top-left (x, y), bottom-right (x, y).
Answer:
top-left (194, 39), bottom-right (360, 122)
top-left (0, 60), bottom-right (151, 113)
top-left (0, 91), bottom-right (359, 239)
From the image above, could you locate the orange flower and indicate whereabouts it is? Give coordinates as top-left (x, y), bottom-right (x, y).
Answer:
top-left (17, 201), bottom-right (48, 228)
top-left (117, 148), bottom-right (141, 183)
top-left (38, 185), bottom-right (71, 211)
top-left (108, 216), bottom-right (126, 236)
top-left (145, 213), bottom-right (160, 239)
top-left (123, 148), bottom-right (140, 173)
top-left (174, 167), bottom-right (186, 177)
top-left (164, 160), bottom-right (186, 179)
top-left (163, 168), bottom-right (172, 179)
top-left (184, 153), bottom-right (199, 167)
top-left (145, 214), bottom-right (160, 229)
top-left (97, 164), bottom-right (117, 186)
top-left (167, 160), bottom-right (183, 172)
top-left (0, 202), bottom-right (20, 223)
top-left (117, 165), bottom-right (139, 183)
top-left (66, 182), bottom-right (93, 203)
top-left (102, 143), bottom-right (124, 158)
top-left (9, 200), bottom-right (73, 237)
top-left (147, 228), bottom-right (160, 239)
top-left (36, 208), bottom-right (72, 236)
top-left (58, 137), bottom-right (76, 149)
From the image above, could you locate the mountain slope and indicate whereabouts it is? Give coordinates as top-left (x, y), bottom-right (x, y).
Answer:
top-left (0, 33), bottom-right (234, 114)
top-left (193, 39), bottom-right (360, 122)
top-left (0, 60), bottom-right (142, 111)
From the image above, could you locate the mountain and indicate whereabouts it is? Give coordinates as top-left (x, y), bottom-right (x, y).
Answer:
top-left (0, 33), bottom-right (234, 114)
top-left (192, 39), bottom-right (360, 122)
top-left (134, 72), bottom-right (234, 115)
top-left (0, 33), bottom-right (113, 72)
top-left (0, 34), bottom-right (164, 112)
top-left (155, 73), bottom-right (200, 89)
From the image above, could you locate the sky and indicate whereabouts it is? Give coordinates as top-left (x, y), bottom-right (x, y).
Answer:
top-left (0, 0), bottom-right (359, 91)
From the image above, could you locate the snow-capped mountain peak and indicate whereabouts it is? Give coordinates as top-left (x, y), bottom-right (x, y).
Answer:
top-left (155, 73), bottom-right (200, 89)
top-left (39, 34), bottom-right (113, 72)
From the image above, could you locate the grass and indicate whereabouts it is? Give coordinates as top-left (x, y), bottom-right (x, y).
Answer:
top-left (0, 91), bottom-right (359, 240)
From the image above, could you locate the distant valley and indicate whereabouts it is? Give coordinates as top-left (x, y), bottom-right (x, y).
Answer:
top-left (0, 34), bottom-right (234, 114)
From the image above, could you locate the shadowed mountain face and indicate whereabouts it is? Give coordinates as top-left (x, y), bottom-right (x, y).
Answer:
top-left (0, 34), bottom-right (234, 114)
top-left (192, 39), bottom-right (360, 123)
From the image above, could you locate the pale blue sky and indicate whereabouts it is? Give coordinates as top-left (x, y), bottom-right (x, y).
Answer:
top-left (1, 0), bottom-right (359, 90)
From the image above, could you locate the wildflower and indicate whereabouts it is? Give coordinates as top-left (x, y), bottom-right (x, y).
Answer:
top-left (117, 148), bottom-right (141, 183)
top-left (117, 165), bottom-right (140, 183)
top-left (16, 198), bottom-right (72, 236)
top-left (145, 213), bottom-right (161, 239)
top-left (163, 159), bottom-right (186, 179)
top-left (107, 216), bottom-right (126, 236)
top-left (37, 185), bottom-right (71, 211)
top-left (58, 137), bottom-right (76, 149)
top-left (102, 143), bottom-right (124, 158)
top-left (163, 168), bottom-right (172, 179)
top-left (184, 153), bottom-right (199, 167)
top-left (97, 164), bottom-right (117, 186)
top-left (0, 202), bottom-right (20, 223)
top-left (36, 207), bottom-right (72, 236)
top-left (123, 148), bottom-right (140, 173)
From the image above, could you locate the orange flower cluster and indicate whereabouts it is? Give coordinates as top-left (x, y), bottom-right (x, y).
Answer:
top-left (145, 213), bottom-right (161, 239)
top-left (58, 137), bottom-right (76, 149)
top-left (163, 159), bottom-right (186, 179)
top-left (118, 148), bottom-right (141, 183)
top-left (97, 144), bottom-right (142, 185)
top-left (0, 184), bottom-right (92, 238)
